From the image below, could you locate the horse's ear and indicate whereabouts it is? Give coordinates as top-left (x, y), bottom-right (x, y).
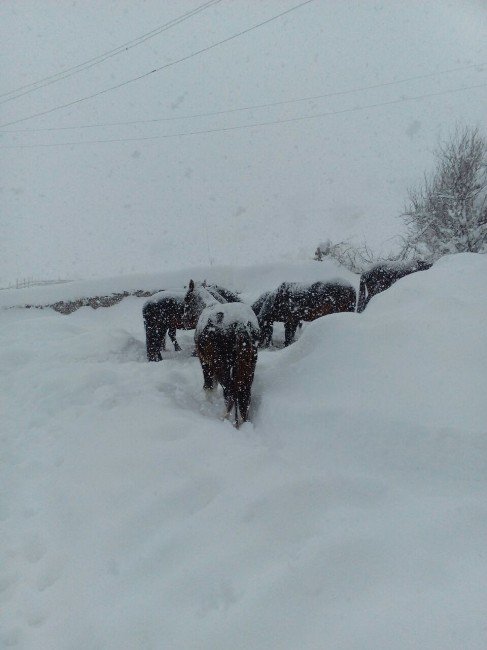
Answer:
top-left (188, 279), bottom-right (195, 292)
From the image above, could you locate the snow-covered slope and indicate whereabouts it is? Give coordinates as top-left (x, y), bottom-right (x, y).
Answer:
top-left (0, 258), bottom-right (357, 309)
top-left (1, 253), bottom-right (486, 649)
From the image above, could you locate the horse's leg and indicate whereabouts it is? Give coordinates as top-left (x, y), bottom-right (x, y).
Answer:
top-left (266, 323), bottom-right (274, 347)
top-left (260, 321), bottom-right (273, 347)
top-left (219, 364), bottom-right (235, 421)
top-left (145, 321), bottom-right (164, 361)
top-left (238, 383), bottom-right (252, 423)
top-left (167, 326), bottom-right (181, 351)
top-left (160, 326), bottom-right (167, 352)
top-left (201, 361), bottom-right (215, 391)
top-left (221, 383), bottom-right (234, 418)
top-left (284, 320), bottom-right (299, 346)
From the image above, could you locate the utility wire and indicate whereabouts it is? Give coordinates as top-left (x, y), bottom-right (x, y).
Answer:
top-left (1, 62), bottom-right (484, 134)
top-left (0, 0), bottom-right (222, 104)
top-left (1, 82), bottom-right (484, 149)
top-left (0, 0), bottom-right (315, 129)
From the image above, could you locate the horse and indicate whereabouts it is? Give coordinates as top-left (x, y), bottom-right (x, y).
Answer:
top-left (143, 282), bottom-right (239, 361)
top-left (357, 260), bottom-right (432, 313)
top-left (193, 302), bottom-right (260, 427)
top-left (181, 280), bottom-right (228, 329)
top-left (251, 291), bottom-right (274, 347)
top-left (258, 280), bottom-right (357, 347)
top-left (143, 291), bottom-right (184, 361)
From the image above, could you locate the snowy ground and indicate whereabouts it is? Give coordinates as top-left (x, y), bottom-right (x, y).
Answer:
top-left (1, 253), bottom-right (486, 649)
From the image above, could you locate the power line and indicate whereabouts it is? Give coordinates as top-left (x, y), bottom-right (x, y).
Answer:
top-left (0, 0), bottom-right (222, 104)
top-left (1, 82), bottom-right (484, 149)
top-left (1, 62), bottom-right (484, 134)
top-left (0, 0), bottom-right (316, 130)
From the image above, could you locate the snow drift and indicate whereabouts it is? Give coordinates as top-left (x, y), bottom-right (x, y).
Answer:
top-left (1, 253), bottom-right (486, 649)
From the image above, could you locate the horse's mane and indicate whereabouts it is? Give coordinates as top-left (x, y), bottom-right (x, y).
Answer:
top-left (258, 288), bottom-right (278, 321)
top-left (192, 282), bottom-right (225, 307)
top-left (208, 284), bottom-right (240, 303)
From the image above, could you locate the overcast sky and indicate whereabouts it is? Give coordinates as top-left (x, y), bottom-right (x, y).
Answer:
top-left (1, 0), bottom-right (486, 285)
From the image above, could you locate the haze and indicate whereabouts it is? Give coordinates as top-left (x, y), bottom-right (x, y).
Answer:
top-left (1, 0), bottom-right (486, 285)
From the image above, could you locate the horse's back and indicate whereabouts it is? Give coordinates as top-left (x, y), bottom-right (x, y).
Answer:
top-left (196, 302), bottom-right (260, 340)
top-left (208, 284), bottom-right (241, 304)
top-left (363, 259), bottom-right (432, 297)
top-left (143, 292), bottom-right (184, 322)
top-left (282, 279), bottom-right (356, 318)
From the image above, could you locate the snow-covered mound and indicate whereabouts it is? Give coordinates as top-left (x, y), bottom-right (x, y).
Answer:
top-left (1, 253), bottom-right (486, 649)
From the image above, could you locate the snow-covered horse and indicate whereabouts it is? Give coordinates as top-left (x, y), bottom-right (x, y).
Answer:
top-left (257, 280), bottom-right (356, 347)
top-left (251, 291), bottom-right (274, 347)
top-left (143, 283), bottom-right (239, 361)
top-left (357, 260), bottom-right (432, 312)
top-left (185, 284), bottom-right (260, 427)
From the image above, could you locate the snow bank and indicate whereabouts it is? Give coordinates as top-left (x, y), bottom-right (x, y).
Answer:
top-left (1, 253), bottom-right (486, 649)
top-left (0, 258), bottom-right (357, 310)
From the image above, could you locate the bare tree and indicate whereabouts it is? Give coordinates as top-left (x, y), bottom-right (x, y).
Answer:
top-left (314, 239), bottom-right (401, 273)
top-left (401, 126), bottom-right (487, 260)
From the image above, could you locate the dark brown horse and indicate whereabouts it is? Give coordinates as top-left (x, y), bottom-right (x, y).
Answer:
top-left (143, 283), bottom-right (240, 361)
top-left (143, 291), bottom-right (185, 361)
top-left (258, 280), bottom-right (356, 347)
top-left (192, 302), bottom-right (260, 427)
top-left (357, 260), bottom-right (432, 312)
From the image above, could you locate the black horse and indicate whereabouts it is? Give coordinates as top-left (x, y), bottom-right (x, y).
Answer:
top-left (357, 260), bottom-right (432, 312)
top-left (258, 280), bottom-right (356, 347)
top-left (143, 282), bottom-right (240, 361)
top-left (193, 302), bottom-right (260, 427)
top-left (143, 291), bottom-right (185, 361)
top-left (251, 291), bottom-right (274, 347)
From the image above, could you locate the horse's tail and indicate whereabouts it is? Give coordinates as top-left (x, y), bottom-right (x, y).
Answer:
top-left (357, 275), bottom-right (367, 313)
top-left (232, 328), bottom-right (244, 428)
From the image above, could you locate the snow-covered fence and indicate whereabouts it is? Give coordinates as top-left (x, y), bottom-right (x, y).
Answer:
top-left (4, 289), bottom-right (160, 314)
top-left (0, 278), bottom-right (71, 291)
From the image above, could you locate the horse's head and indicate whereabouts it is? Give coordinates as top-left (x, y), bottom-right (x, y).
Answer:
top-left (182, 279), bottom-right (220, 329)
top-left (273, 282), bottom-right (294, 319)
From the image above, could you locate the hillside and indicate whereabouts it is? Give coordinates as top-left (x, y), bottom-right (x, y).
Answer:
top-left (1, 253), bottom-right (486, 649)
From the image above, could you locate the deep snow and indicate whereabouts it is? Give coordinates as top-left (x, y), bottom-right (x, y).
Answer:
top-left (1, 253), bottom-right (486, 649)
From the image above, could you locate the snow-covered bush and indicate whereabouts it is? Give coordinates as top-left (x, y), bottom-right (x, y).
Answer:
top-left (401, 126), bottom-right (487, 260)
top-left (313, 239), bottom-right (395, 273)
